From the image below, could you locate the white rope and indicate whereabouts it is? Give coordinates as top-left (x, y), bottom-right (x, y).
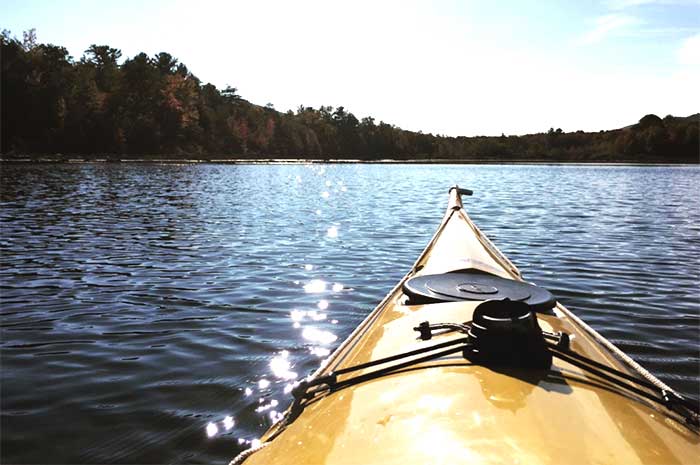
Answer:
top-left (556, 303), bottom-right (676, 393)
top-left (228, 441), bottom-right (271, 465)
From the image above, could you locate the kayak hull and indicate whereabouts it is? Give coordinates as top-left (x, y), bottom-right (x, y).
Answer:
top-left (242, 188), bottom-right (699, 465)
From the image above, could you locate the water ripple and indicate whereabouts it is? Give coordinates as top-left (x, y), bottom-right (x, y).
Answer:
top-left (1, 163), bottom-right (698, 463)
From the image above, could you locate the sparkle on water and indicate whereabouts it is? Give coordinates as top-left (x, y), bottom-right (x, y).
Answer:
top-left (255, 399), bottom-right (279, 413)
top-left (302, 327), bottom-right (339, 345)
top-left (269, 351), bottom-right (298, 380)
top-left (310, 347), bottom-right (331, 357)
top-left (303, 279), bottom-right (326, 293)
top-left (258, 379), bottom-right (271, 389)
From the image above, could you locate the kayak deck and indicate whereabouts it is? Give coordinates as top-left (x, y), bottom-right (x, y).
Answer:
top-left (242, 188), bottom-right (698, 465)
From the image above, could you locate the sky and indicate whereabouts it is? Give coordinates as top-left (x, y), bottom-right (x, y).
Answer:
top-left (3, 0), bottom-right (700, 136)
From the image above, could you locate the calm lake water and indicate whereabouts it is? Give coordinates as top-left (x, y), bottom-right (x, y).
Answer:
top-left (1, 163), bottom-right (699, 464)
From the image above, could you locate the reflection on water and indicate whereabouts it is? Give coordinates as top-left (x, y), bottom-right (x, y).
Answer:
top-left (1, 163), bottom-right (698, 463)
top-left (302, 326), bottom-right (338, 345)
top-left (269, 351), bottom-right (297, 380)
top-left (303, 279), bottom-right (326, 293)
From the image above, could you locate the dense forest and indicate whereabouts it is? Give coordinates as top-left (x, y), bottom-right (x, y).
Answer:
top-left (1, 30), bottom-right (698, 162)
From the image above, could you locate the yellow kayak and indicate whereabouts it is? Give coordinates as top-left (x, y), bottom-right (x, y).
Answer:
top-left (233, 186), bottom-right (699, 465)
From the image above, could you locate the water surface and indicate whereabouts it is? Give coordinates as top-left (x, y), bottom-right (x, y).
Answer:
top-left (1, 163), bottom-right (698, 463)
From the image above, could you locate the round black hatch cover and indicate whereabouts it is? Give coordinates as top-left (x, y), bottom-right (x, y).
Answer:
top-left (403, 270), bottom-right (556, 311)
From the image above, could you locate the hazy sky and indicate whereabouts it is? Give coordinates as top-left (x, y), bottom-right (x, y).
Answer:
top-left (4, 0), bottom-right (699, 136)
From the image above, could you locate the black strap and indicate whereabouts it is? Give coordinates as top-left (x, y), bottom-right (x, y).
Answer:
top-left (288, 325), bottom-right (699, 428)
top-left (292, 337), bottom-right (471, 401)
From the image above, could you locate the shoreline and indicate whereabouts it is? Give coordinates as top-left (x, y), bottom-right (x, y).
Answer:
top-left (1, 157), bottom-right (698, 166)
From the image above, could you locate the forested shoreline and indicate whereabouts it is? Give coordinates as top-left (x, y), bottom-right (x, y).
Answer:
top-left (2, 30), bottom-right (698, 162)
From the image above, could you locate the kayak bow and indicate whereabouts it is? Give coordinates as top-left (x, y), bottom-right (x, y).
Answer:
top-left (235, 186), bottom-right (699, 465)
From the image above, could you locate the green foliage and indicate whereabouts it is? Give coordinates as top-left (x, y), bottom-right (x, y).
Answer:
top-left (1, 30), bottom-right (698, 162)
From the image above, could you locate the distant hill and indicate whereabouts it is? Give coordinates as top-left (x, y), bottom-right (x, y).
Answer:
top-left (664, 113), bottom-right (700, 124)
top-left (619, 114), bottom-right (699, 131)
top-left (1, 30), bottom-right (698, 163)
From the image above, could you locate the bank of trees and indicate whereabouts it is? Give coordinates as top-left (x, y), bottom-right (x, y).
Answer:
top-left (1, 30), bottom-right (697, 162)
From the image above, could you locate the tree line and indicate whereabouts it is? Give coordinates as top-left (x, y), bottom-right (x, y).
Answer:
top-left (1, 30), bottom-right (698, 162)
